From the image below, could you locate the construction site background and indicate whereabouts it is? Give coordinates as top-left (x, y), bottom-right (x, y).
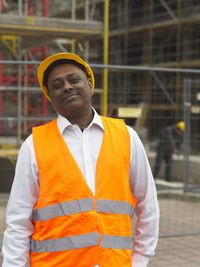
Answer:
top-left (0, 1), bottom-right (200, 266)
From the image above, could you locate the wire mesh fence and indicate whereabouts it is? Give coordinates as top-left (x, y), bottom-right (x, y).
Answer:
top-left (0, 62), bottom-right (200, 266)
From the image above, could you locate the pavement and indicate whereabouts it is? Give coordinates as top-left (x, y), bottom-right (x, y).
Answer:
top-left (149, 235), bottom-right (200, 267)
top-left (1, 183), bottom-right (200, 266)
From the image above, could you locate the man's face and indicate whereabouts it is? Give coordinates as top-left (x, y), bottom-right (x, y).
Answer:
top-left (46, 63), bottom-right (92, 118)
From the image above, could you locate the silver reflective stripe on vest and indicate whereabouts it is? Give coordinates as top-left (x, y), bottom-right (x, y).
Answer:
top-left (31, 232), bottom-right (99, 252)
top-left (102, 235), bottom-right (134, 250)
top-left (32, 198), bottom-right (94, 222)
top-left (96, 200), bottom-right (134, 217)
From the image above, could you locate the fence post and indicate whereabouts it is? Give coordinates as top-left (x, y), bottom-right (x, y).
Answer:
top-left (183, 78), bottom-right (191, 192)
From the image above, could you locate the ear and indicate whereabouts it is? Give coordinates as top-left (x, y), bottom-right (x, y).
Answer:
top-left (87, 78), bottom-right (93, 95)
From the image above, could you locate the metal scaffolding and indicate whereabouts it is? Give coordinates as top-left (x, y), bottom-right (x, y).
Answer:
top-left (0, 0), bottom-right (199, 153)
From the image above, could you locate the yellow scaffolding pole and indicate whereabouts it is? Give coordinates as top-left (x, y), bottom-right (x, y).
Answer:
top-left (71, 39), bottom-right (76, 53)
top-left (102, 0), bottom-right (109, 116)
top-left (0, 35), bottom-right (18, 58)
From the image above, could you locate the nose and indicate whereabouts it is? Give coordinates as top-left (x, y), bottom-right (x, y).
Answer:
top-left (63, 80), bottom-right (73, 92)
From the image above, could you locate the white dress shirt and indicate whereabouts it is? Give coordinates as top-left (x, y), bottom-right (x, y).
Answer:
top-left (2, 110), bottom-right (159, 267)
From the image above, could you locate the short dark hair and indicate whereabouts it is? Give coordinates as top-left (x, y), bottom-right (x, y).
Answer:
top-left (43, 59), bottom-right (89, 87)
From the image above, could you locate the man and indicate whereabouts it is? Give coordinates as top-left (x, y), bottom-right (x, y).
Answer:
top-left (153, 121), bottom-right (185, 181)
top-left (2, 52), bottom-right (159, 267)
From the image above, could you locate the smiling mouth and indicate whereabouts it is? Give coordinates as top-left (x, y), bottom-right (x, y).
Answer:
top-left (62, 93), bottom-right (79, 101)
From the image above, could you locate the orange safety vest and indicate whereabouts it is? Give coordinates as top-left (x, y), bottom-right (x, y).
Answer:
top-left (30, 116), bottom-right (137, 267)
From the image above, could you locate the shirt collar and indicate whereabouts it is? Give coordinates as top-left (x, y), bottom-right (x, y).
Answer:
top-left (57, 107), bottom-right (104, 135)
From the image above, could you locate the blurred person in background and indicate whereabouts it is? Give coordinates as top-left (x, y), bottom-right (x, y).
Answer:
top-left (2, 52), bottom-right (159, 267)
top-left (153, 121), bottom-right (185, 182)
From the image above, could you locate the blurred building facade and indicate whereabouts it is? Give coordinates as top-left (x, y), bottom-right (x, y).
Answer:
top-left (0, 0), bottom-right (199, 154)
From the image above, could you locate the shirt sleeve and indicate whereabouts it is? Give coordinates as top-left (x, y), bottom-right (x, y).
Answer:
top-left (2, 135), bottom-right (39, 267)
top-left (127, 126), bottom-right (160, 267)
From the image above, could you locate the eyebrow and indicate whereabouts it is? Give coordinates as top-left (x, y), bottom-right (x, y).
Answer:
top-left (53, 73), bottom-right (80, 81)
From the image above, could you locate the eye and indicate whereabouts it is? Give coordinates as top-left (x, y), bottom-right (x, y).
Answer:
top-left (53, 80), bottom-right (64, 90)
top-left (68, 76), bottom-right (80, 84)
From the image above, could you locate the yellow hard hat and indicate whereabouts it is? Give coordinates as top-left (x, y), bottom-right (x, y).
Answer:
top-left (176, 121), bottom-right (185, 132)
top-left (37, 52), bottom-right (95, 101)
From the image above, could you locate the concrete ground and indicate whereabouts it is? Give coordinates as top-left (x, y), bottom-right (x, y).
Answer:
top-left (149, 235), bottom-right (200, 267)
top-left (149, 192), bottom-right (200, 266)
top-left (1, 185), bottom-right (200, 266)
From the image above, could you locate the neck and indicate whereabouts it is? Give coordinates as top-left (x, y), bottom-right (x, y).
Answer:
top-left (67, 108), bottom-right (94, 129)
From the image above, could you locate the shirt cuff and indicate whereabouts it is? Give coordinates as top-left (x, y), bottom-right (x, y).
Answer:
top-left (132, 252), bottom-right (150, 267)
